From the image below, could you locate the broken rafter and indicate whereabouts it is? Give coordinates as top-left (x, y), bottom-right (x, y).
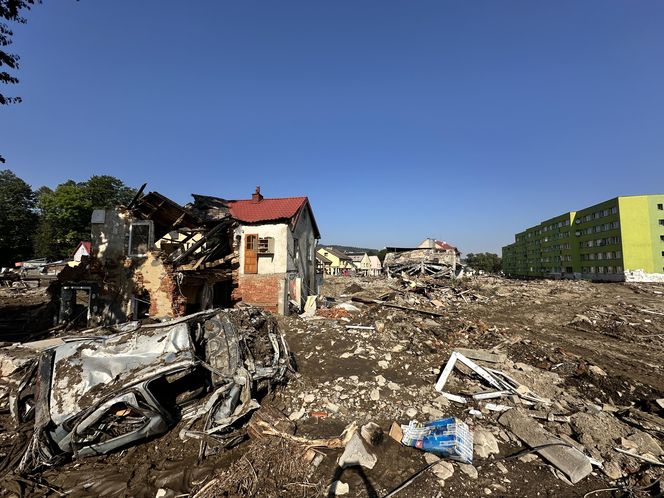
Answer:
top-left (171, 220), bottom-right (230, 265)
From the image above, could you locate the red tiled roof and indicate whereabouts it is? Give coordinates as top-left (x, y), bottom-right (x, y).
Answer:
top-left (73, 241), bottom-right (91, 257)
top-left (227, 197), bottom-right (308, 224)
top-left (434, 240), bottom-right (457, 251)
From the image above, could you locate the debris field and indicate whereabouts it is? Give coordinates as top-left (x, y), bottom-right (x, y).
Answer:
top-left (1, 274), bottom-right (663, 497)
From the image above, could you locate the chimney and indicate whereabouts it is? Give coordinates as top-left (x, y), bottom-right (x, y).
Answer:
top-left (252, 186), bottom-right (263, 203)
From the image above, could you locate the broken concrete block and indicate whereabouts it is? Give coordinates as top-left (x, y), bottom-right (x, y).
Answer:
top-left (588, 365), bottom-right (607, 377)
top-left (424, 453), bottom-right (440, 464)
top-left (499, 409), bottom-right (592, 484)
top-left (338, 433), bottom-right (377, 469)
top-left (473, 429), bottom-right (499, 458)
top-left (327, 480), bottom-right (349, 495)
top-left (431, 460), bottom-right (454, 480)
top-left (458, 463), bottom-right (478, 479)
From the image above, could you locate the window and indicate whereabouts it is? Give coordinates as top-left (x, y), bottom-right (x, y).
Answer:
top-left (658, 203), bottom-right (663, 210)
top-left (128, 221), bottom-right (153, 256)
top-left (612, 221), bottom-right (620, 229)
top-left (661, 236), bottom-right (664, 242)
top-left (659, 220), bottom-right (664, 226)
top-left (611, 206), bottom-right (618, 214)
top-left (258, 237), bottom-right (274, 254)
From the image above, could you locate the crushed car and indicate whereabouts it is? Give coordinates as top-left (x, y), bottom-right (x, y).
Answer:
top-left (2, 307), bottom-right (290, 473)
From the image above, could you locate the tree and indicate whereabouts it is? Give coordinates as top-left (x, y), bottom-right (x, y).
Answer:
top-left (1, 1), bottom-right (38, 163)
top-left (464, 252), bottom-right (502, 273)
top-left (0, 169), bottom-right (37, 265)
top-left (34, 176), bottom-right (136, 260)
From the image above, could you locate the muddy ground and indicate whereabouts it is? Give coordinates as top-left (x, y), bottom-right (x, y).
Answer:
top-left (1, 275), bottom-right (663, 497)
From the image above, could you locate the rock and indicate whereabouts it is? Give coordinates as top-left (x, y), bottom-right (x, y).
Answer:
top-left (391, 344), bottom-right (406, 353)
top-left (458, 463), bottom-right (478, 479)
top-left (424, 453), bottom-right (440, 464)
top-left (155, 489), bottom-right (167, 498)
top-left (374, 320), bottom-right (386, 333)
top-left (378, 360), bottom-right (389, 369)
top-left (375, 375), bottom-right (386, 386)
top-left (518, 453), bottom-right (538, 463)
top-left (431, 460), bottom-right (454, 480)
top-left (495, 462), bottom-right (508, 474)
top-left (370, 388), bottom-right (380, 401)
top-left (483, 487), bottom-right (492, 495)
top-left (602, 461), bottom-right (623, 480)
top-left (338, 433), bottom-right (377, 469)
top-left (406, 407), bottom-right (418, 418)
top-left (387, 381), bottom-right (401, 391)
top-left (288, 408), bottom-right (305, 421)
top-left (514, 362), bottom-right (533, 372)
top-left (433, 394), bottom-right (450, 408)
top-left (361, 422), bottom-right (384, 446)
top-left (303, 393), bottom-right (315, 403)
top-left (474, 430), bottom-right (500, 458)
top-left (625, 432), bottom-right (663, 456)
top-left (327, 481), bottom-right (349, 495)
top-left (589, 365), bottom-right (607, 377)
top-left (326, 402), bottom-right (340, 413)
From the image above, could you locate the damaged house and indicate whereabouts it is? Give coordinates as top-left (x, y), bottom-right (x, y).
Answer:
top-left (57, 186), bottom-right (319, 327)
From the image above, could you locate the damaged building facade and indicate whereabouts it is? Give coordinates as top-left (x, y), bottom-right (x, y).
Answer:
top-left (57, 186), bottom-right (319, 327)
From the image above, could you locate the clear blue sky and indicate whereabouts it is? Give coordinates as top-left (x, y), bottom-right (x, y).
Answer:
top-left (2, 1), bottom-right (663, 253)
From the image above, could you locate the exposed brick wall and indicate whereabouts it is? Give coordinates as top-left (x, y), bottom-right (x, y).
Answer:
top-left (235, 274), bottom-right (282, 313)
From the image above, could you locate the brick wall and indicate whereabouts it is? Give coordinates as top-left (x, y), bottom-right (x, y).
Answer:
top-left (235, 274), bottom-right (282, 313)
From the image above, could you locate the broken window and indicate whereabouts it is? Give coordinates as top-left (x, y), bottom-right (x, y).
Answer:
top-left (658, 203), bottom-right (663, 210)
top-left (60, 285), bottom-right (93, 326)
top-left (129, 221), bottom-right (153, 256)
top-left (258, 237), bottom-right (274, 254)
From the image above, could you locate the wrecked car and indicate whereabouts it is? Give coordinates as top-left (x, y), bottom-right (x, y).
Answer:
top-left (7, 307), bottom-right (290, 472)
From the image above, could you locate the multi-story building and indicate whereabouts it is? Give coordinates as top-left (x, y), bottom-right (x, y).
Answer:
top-left (502, 195), bottom-right (664, 282)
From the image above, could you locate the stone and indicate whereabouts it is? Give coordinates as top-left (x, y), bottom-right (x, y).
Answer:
top-left (431, 460), bottom-right (454, 481)
top-left (474, 429), bottom-right (500, 458)
top-left (483, 488), bottom-right (492, 495)
top-left (458, 463), bottom-right (478, 479)
top-left (375, 375), bottom-right (386, 386)
top-left (424, 453), bottom-right (440, 464)
top-left (327, 481), bottom-right (349, 496)
top-left (370, 388), bottom-right (380, 401)
top-left (326, 402), bottom-right (340, 413)
top-left (288, 408), bottom-right (305, 421)
top-left (625, 432), bottom-right (663, 456)
top-left (433, 394), bottom-right (450, 408)
top-left (391, 344), bottom-right (406, 353)
top-left (602, 461), bottom-right (623, 480)
top-left (406, 407), bottom-right (418, 418)
top-left (378, 360), bottom-right (389, 369)
top-left (495, 462), bottom-right (508, 474)
top-left (589, 365), bottom-right (607, 376)
top-left (338, 433), bottom-right (377, 469)
top-left (374, 320), bottom-right (386, 333)
top-left (360, 422), bottom-right (384, 446)
top-left (499, 409), bottom-right (592, 484)
top-left (387, 381), bottom-right (401, 391)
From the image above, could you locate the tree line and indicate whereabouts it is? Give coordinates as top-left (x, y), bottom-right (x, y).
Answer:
top-left (0, 169), bottom-right (135, 266)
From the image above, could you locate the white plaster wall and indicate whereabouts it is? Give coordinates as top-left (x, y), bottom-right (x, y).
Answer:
top-left (238, 223), bottom-right (289, 275)
top-left (91, 209), bottom-right (128, 262)
top-left (624, 269), bottom-right (664, 283)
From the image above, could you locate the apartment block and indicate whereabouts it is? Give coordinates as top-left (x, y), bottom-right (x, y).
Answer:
top-left (502, 195), bottom-right (664, 282)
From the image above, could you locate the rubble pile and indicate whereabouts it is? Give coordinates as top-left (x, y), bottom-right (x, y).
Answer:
top-left (0, 274), bottom-right (663, 497)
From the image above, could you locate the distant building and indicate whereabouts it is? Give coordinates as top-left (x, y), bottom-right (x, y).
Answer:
top-left (72, 241), bottom-right (91, 262)
top-left (502, 194), bottom-right (664, 282)
top-left (316, 247), bottom-right (354, 275)
top-left (347, 252), bottom-right (371, 275)
top-left (368, 255), bottom-right (382, 276)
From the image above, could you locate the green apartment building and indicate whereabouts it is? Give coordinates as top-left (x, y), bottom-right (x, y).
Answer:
top-left (502, 195), bottom-right (664, 282)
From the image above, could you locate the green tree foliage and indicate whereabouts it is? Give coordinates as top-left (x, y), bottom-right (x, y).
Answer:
top-left (1, 1), bottom-right (39, 163)
top-left (0, 169), bottom-right (37, 265)
top-left (464, 252), bottom-right (502, 273)
top-left (34, 176), bottom-right (136, 260)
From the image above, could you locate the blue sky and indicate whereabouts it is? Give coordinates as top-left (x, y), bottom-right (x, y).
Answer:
top-left (2, 1), bottom-right (663, 253)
